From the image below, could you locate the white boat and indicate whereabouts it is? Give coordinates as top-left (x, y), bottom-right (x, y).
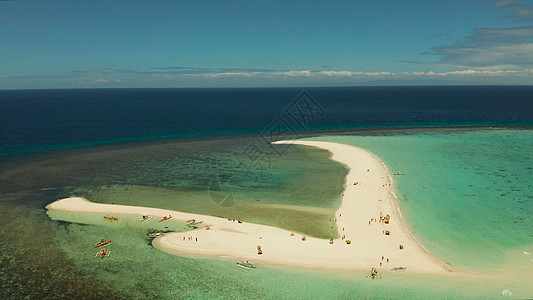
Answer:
top-left (236, 261), bottom-right (256, 269)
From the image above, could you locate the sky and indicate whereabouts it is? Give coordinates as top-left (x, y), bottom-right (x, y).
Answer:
top-left (1, 0), bottom-right (532, 89)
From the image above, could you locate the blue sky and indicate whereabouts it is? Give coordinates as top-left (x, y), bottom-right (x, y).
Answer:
top-left (1, 0), bottom-right (532, 89)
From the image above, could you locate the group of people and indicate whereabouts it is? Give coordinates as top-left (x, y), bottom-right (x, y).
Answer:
top-left (227, 218), bottom-right (243, 223)
top-left (370, 267), bottom-right (379, 280)
top-left (368, 212), bottom-right (391, 225)
top-left (378, 255), bottom-right (390, 267)
top-left (183, 236), bottom-right (198, 242)
top-left (379, 212), bottom-right (391, 224)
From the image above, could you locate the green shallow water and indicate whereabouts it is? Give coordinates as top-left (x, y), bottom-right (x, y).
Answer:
top-left (2, 129), bottom-right (532, 299)
top-left (63, 137), bottom-right (348, 239)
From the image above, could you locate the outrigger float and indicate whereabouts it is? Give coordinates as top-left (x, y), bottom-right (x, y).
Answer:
top-left (93, 239), bottom-right (111, 248)
top-left (96, 248), bottom-right (111, 259)
top-left (236, 261), bottom-right (256, 269)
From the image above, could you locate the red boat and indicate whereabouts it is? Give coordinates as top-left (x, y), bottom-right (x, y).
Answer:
top-left (158, 215), bottom-right (172, 222)
top-left (93, 239), bottom-right (111, 248)
top-left (96, 248), bottom-right (111, 259)
top-left (104, 215), bottom-right (118, 221)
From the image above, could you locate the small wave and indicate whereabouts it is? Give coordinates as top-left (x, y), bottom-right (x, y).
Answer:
top-left (501, 289), bottom-right (512, 297)
top-left (523, 251), bottom-right (531, 255)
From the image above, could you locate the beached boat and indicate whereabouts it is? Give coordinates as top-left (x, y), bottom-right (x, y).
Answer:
top-left (93, 239), bottom-right (111, 248)
top-left (147, 231), bottom-right (166, 238)
top-left (103, 215), bottom-right (118, 221)
top-left (187, 221), bottom-right (203, 226)
top-left (236, 261), bottom-right (256, 269)
top-left (185, 219), bottom-right (203, 226)
top-left (158, 215), bottom-right (172, 222)
top-left (96, 248), bottom-right (111, 259)
top-left (391, 267), bottom-right (407, 271)
top-left (137, 214), bottom-right (151, 222)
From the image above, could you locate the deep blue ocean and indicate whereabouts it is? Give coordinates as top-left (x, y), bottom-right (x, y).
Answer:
top-left (1, 86), bottom-right (532, 157)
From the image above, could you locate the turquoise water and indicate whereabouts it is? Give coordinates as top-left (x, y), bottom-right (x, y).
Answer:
top-left (2, 129), bottom-right (532, 298)
top-left (306, 129), bottom-right (533, 272)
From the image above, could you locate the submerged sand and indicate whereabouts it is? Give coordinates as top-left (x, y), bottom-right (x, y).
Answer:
top-left (47, 141), bottom-right (453, 275)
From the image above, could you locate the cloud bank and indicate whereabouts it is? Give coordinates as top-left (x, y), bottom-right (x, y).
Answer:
top-left (3, 67), bottom-right (530, 89)
top-left (428, 0), bottom-right (533, 69)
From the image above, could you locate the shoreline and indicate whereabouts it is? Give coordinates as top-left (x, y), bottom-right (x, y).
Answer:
top-left (47, 141), bottom-right (455, 275)
top-left (368, 146), bottom-right (455, 272)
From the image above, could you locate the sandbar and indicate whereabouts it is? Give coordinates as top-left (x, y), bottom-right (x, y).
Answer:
top-left (47, 140), bottom-right (453, 275)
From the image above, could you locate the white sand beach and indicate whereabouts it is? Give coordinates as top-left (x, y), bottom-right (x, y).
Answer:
top-left (47, 141), bottom-right (454, 275)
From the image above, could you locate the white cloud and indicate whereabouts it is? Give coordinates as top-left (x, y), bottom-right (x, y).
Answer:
top-left (435, 69), bottom-right (522, 76)
top-left (181, 69), bottom-right (530, 80)
top-left (272, 70), bottom-right (313, 77)
top-left (316, 71), bottom-right (361, 77)
top-left (8, 66), bottom-right (530, 89)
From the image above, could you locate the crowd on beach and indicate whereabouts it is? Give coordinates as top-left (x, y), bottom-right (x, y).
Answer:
top-left (350, 173), bottom-right (400, 278)
top-left (368, 212), bottom-right (391, 226)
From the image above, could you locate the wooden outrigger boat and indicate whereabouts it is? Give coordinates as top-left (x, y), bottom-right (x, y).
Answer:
top-left (93, 239), bottom-right (111, 248)
top-left (103, 215), bottom-right (118, 221)
top-left (137, 214), bottom-right (151, 222)
top-left (186, 219), bottom-right (203, 226)
top-left (158, 215), bottom-right (172, 222)
top-left (147, 231), bottom-right (166, 238)
top-left (96, 248), bottom-right (111, 259)
top-left (236, 261), bottom-right (256, 269)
